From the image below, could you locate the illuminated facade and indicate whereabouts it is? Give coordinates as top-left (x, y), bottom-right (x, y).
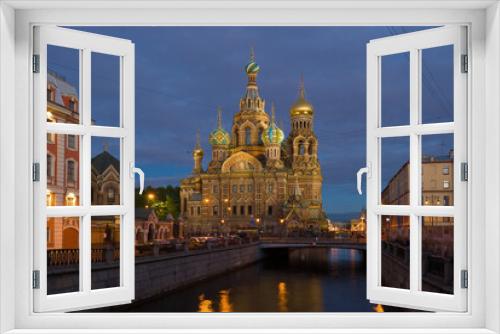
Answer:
top-left (180, 51), bottom-right (327, 234)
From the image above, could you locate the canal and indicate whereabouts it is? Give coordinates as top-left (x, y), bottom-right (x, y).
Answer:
top-left (120, 248), bottom-right (406, 312)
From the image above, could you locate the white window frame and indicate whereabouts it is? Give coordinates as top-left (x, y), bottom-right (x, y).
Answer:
top-left (32, 26), bottom-right (136, 312)
top-left (365, 26), bottom-right (467, 312)
top-left (0, 1), bottom-right (498, 333)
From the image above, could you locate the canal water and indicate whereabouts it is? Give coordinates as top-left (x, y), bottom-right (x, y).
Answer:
top-left (122, 248), bottom-right (404, 312)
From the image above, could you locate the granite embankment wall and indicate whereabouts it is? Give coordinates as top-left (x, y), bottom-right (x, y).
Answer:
top-left (48, 242), bottom-right (263, 301)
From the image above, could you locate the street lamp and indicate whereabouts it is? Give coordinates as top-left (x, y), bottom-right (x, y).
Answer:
top-left (147, 193), bottom-right (155, 201)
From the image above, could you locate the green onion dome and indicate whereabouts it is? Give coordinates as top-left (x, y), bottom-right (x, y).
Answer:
top-left (209, 107), bottom-right (230, 146)
top-left (245, 61), bottom-right (260, 74)
top-left (209, 128), bottom-right (230, 146)
top-left (262, 103), bottom-right (284, 145)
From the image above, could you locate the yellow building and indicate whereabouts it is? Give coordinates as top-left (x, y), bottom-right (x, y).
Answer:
top-left (180, 51), bottom-right (327, 235)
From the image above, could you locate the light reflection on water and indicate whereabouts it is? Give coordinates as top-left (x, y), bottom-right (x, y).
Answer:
top-left (124, 248), bottom-right (405, 312)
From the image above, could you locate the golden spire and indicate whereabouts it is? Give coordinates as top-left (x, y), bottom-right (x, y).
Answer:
top-left (195, 130), bottom-right (201, 150)
top-left (217, 106), bottom-right (222, 129)
top-left (271, 102), bottom-right (276, 124)
top-left (299, 73), bottom-right (305, 99)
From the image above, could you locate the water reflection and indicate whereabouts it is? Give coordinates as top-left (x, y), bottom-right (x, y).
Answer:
top-left (123, 248), bottom-right (409, 312)
top-left (277, 282), bottom-right (288, 312)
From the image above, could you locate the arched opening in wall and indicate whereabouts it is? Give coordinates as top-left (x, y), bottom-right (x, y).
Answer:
top-left (183, 198), bottom-right (187, 213)
top-left (136, 229), bottom-right (144, 244)
top-left (234, 129), bottom-right (239, 146)
top-left (299, 141), bottom-right (305, 156)
top-left (147, 224), bottom-right (155, 242)
top-left (258, 128), bottom-right (263, 144)
top-left (309, 139), bottom-right (315, 155)
top-left (62, 227), bottom-right (78, 249)
top-left (245, 127), bottom-right (252, 145)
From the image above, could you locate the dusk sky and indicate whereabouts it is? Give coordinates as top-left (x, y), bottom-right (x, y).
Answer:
top-left (49, 26), bottom-right (453, 215)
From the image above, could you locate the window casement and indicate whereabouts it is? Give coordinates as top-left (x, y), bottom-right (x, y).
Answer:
top-left (362, 26), bottom-right (467, 312)
top-left (32, 26), bottom-right (140, 312)
top-left (1, 3), bottom-right (493, 332)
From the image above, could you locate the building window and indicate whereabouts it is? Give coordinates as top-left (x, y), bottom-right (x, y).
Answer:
top-left (248, 205), bottom-right (253, 215)
top-left (245, 127), bottom-right (251, 145)
top-left (107, 188), bottom-right (115, 203)
top-left (442, 166), bottom-right (450, 175)
top-left (443, 195), bottom-right (450, 206)
top-left (67, 135), bottom-right (77, 149)
top-left (267, 205), bottom-right (273, 216)
top-left (69, 99), bottom-right (76, 112)
top-left (232, 185), bottom-right (237, 193)
top-left (190, 206), bottom-right (194, 216)
top-left (213, 185), bottom-right (218, 194)
top-left (47, 154), bottom-right (53, 178)
top-left (258, 128), bottom-right (263, 144)
top-left (443, 180), bottom-right (450, 188)
top-left (232, 205), bottom-right (237, 215)
top-left (268, 183), bottom-right (274, 193)
top-left (248, 184), bottom-right (253, 192)
top-left (213, 205), bottom-right (218, 216)
top-left (197, 206), bottom-right (201, 216)
top-left (240, 184), bottom-right (245, 193)
top-left (240, 205), bottom-right (245, 215)
top-left (67, 160), bottom-right (76, 183)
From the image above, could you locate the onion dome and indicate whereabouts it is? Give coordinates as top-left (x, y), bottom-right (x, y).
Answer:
top-left (262, 103), bottom-right (285, 145)
top-left (290, 76), bottom-right (314, 117)
top-left (193, 131), bottom-right (204, 158)
top-left (209, 107), bottom-right (230, 146)
top-left (245, 47), bottom-right (260, 74)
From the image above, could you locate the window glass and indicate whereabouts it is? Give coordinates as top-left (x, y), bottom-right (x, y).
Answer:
top-left (381, 137), bottom-right (410, 205)
top-left (381, 52), bottom-right (410, 127)
top-left (91, 137), bottom-right (121, 206)
top-left (47, 45), bottom-right (80, 124)
top-left (381, 215), bottom-right (410, 289)
top-left (91, 52), bottom-right (120, 127)
top-left (91, 216), bottom-right (121, 290)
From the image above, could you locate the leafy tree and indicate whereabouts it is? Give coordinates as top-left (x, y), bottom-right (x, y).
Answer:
top-left (135, 185), bottom-right (181, 219)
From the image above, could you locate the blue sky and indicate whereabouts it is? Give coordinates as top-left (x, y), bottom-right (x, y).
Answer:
top-left (49, 26), bottom-right (453, 215)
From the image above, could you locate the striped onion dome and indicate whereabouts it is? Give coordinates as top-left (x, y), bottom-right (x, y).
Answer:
top-left (262, 104), bottom-right (284, 145)
top-left (245, 47), bottom-right (260, 74)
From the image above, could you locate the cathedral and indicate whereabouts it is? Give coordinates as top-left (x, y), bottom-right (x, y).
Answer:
top-left (180, 51), bottom-right (327, 235)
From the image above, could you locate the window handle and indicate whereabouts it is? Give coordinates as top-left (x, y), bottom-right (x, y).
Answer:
top-left (356, 163), bottom-right (371, 195)
top-left (130, 162), bottom-right (145, 194)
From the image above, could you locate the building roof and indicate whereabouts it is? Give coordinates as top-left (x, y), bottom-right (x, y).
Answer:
top-left (91, 150), bottom-right (120, 174)
top-left (135, 208), bottom-right (155, 220)
top-left (48, 70), bottom-right (78, 106)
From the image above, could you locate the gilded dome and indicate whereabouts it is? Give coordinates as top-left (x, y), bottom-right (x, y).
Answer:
top-left (290, 76), bottom-right (313, 117)
top-left (290, 97), bottom-right (313, 117)
top-left (262, 103), bottom-right (284, 145)
top-left (209, 107), bottom-right (230, 146)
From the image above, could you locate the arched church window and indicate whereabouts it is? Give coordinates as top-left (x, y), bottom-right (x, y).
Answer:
top-left (258, 128), bottom-right (263, 144)
top-left (234, 129), bottom-right (239, 146)
top-left (299, 142), bottom-right (305, 156)
top-left (245, 127), bottom-right (251, 145)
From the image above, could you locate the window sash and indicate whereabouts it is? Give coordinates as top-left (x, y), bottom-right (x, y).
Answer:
top-left (32, 25), bottom-right (135, 312)
top-left (366, 25), bottom-right (468, 312)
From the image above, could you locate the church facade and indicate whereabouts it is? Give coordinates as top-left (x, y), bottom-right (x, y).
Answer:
top-left (180, 52), bottom-right (327, 235)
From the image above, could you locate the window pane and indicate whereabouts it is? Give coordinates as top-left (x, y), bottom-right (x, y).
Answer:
top-left (47, 45), bottom-right (80, 124)
top-left (381, 52), bottom-right (410, 127)
top-left (91, 52), bottom-right (121, 127)
top-left (381, 215), bottom-right (410, 289)
top-left (91, 216), bottom-right (121, 290)
top-left (422, 216), bottom-right (454, 294)
top-left (91, 137), bottom-right (121, 205)
top-left (421, 134), bottom-right (454, 206)
top-left (421, 45), bottom-right (454, 124)
top-left (381, 137), bottom-right (410, 205)
top-left (47, 133), bottom-right (80, 206)
top-left (47, 217), bottom-right (80, 295)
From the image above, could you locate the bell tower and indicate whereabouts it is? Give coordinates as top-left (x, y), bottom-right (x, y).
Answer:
top-left (287, 77), bottom-right (320, 175)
